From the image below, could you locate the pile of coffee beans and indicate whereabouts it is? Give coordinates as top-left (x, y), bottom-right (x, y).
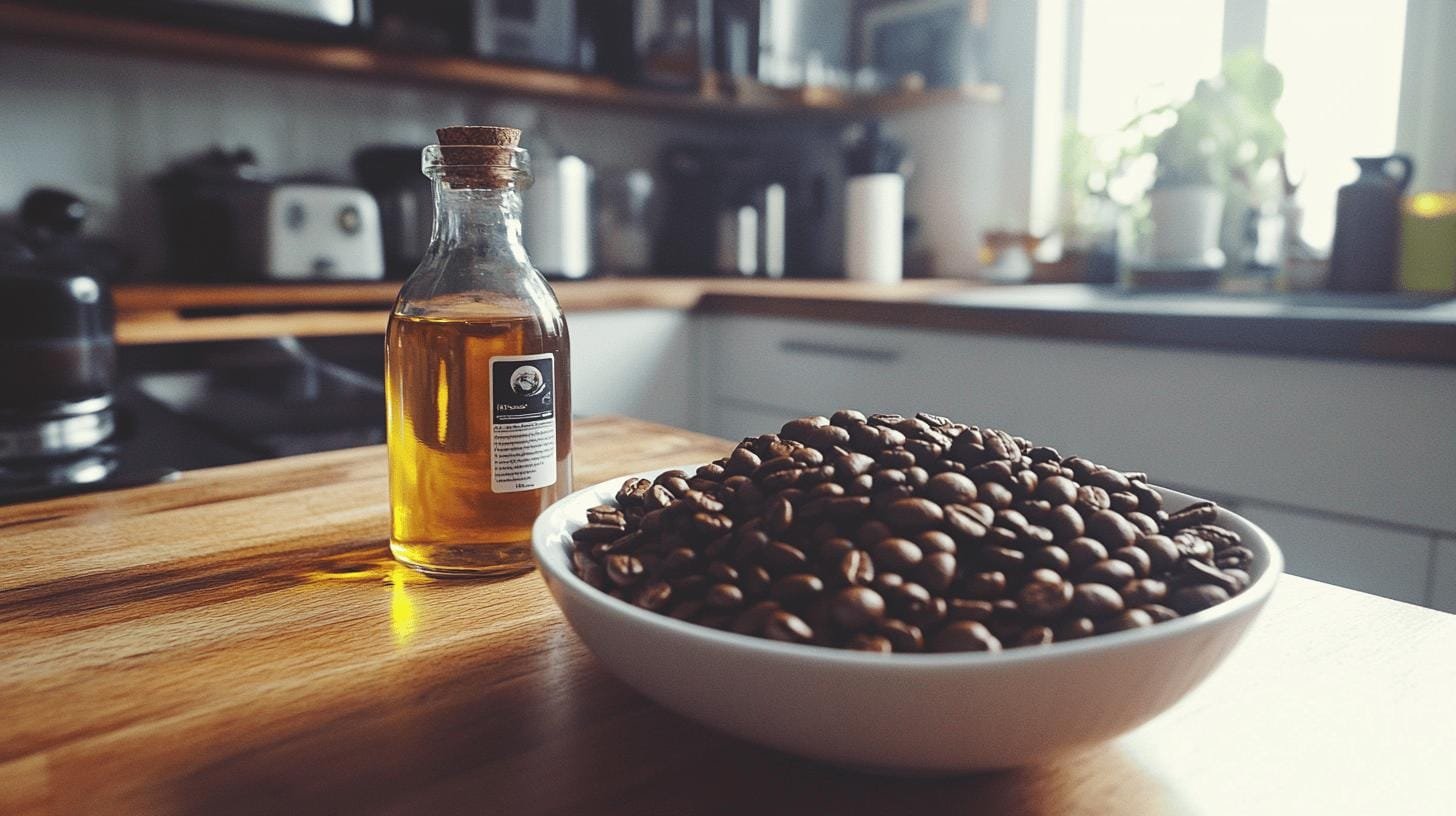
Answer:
top-left (569, 411), bottom-right (1255, 653)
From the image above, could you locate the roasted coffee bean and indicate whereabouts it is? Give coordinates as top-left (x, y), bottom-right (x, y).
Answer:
top-left (671, 574), bottom-right (708, 597)
top-left (1071, 583), bottom-right (1125, 617)
top-left (980, 481), bottom-right (1014, 510)
top-left (1018, 579), bottom-right (1074, 619)
top-left (574, 523), bottom-right (631, 544)
top-left (1085, 510), bottom-right (1139, 551)
top-left (1043, 504), bottom-right (1085, 542)
top-left (690, 512), bottom-right (733, 537)
top-left (1134, 534), bottom-right (1180, 571)
top-left (924, 472), bottom-right (978, 506)
top-left (947, 598), bottom-right (995, 622)
top-left (1111, 546), bottom-right (1153, 578)
top-left (587, 505), bottom-right (628, 527)
top-left (966, 570), bottom-right (1008, 599)
top-left (1222, 568), bottom-right (1251, 592)
top-left (1140, 603), bottom-right (1180, 623)
top-left (870, 537), bottom-right (924, 572)
top-left (1030, 462), bottom-right (1062, 480)
top-left (833, 548), bottom-right (874, 587)
top-left (606, 554), bottom-right (646, 587)
top-left (805, 424), bottom-right (852, 450)
top-left (944, 504), bottom-right (990, 544)
top-left (706, 560), bottom-right (740, 583)
top-left (1065, 537), bottom-right (1108, 570)
top-left (1129, 480), bottom-right (1163, 514)
top-left (817, 536), bottom-right (855, 566)
top-left (1178, 558), bottom-right (1243, 594)
top-left (760, 468), bottom-right (803, 492)
top-left (1165, 500), bottom-right (1218, 531)
top-left (1055, 616), bottom-right (1096, 640)
top-left (902, 593), bottom-right (947, 628)
top-left (1108, 491), bottom-right (1140, 514)
top-left (986, 526), bottom-right (1020, 551)
top-left (697, 462), bottom-right (727, 480)
top-left (877, 619), bottom-right (925, 652)
top-left (1125, 512), bottom-right (1160, 535)
top-left (682, 490), bottom-right (725, 514)
top-left (635, 580), bottom-right (673, 611)
top-left (1063, 456), bottom-right (1096, 481)
top-left (915, 552), bottom-right (958, 594)
top-left (931, 621), bottom-right (1002, 653)
top-left (668, 599), bottom-right (705, 621)
top-left (761, 541), bottom-right (809, 574)
top-left (1080, 558), bottom-right (1136, 587)
top-left (705, 582), bottom-right (745, 610)
top-left (1216, 546), bottom-right (1255, 570)
top-left (807, 481), bottom-right (845, 499)
top-left (883, 497), bottom-right (944, 532)
top-left (1010, 470), bottom-right (1039, 501)
top-left (1100, 608), bottom-right (1154, 632)
top-left (772, 573), bottom-right (825, 606)
top-left (1027, 445), bottom-right (1061, 463)
top-left (1029, 544), bottom-right (1072, 574)
top-left (831, 408), bottom-right (867, 427)
top-left (1174, 532), bottom-right (1215, 563)
top-left (916, 530), bottom-right (958, 555)
top-left (579, 561), bottom-right (608, 589)
top-left (731, 600), bottom-right (780, 634)
top-left (1120, 578), bottom-right (1168, 606)
top-left (1168, 584), bottom-right (1230, 615)
top-left (1075, 485), bottom-right (1111, 514)
top-left (978, 546), bottom-right (1026, 572)
top-left (724, 447), bottom-right (762, 477)
top-left (1015, 626), bottom-right (1055, 647)
top-left (854, 520), bottom-right (894, 547)
top-left (1026, 567), bottom-right (1063, 586)
top-left (828, 586), bottom-right (887, 630)
top-left (616, 477), bottom-right (653, 505)
top-left (1088, 468), bottom-right (1132, 492)
top-left (763, 610), bottom-right (815, 643)
top-left (764, 495), bottom-right (794, 534)
top-left (968, 460), bottom-right (1014, 486)
top-left (872, 572), bottom-right (904, 592)
top-left (741, 564), bottom-right (773, 598)
top-left (847, 633), bottom-right (894, 652)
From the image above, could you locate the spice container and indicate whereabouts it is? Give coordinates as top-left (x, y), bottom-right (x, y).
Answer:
top-left (386, 126), bottom-right (572, 577)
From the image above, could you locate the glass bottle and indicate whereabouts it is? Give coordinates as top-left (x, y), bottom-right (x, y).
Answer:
top-left (386, 126), bottom-right (572, 577)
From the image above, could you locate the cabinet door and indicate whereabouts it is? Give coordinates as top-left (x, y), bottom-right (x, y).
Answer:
top-left (567, 309), bottom-right (693, 428)
top-left (1433, 538), bottom-right (1456, 614)
top-left (1238, 503), bottom-right (1433, 605)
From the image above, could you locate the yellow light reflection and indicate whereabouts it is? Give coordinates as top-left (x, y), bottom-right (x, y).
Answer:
top-left (435, 357), bottom-right (449, 446)
top-left (388, 563), bottom-right (422, 647)
top-left (1407, 192), bottom-right (1456, 219)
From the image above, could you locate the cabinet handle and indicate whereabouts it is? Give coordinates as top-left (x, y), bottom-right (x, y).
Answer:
top-left (780, 339), bottom-right (902, 363)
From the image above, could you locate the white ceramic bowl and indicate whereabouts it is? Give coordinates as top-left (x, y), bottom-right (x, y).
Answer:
top-left (532, 466), bottom-right (1283, 773)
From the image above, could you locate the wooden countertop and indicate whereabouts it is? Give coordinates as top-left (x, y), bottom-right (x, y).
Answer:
top-left (3, 416), bottom-right (1453, 815)
top-left (112, 279), bottom-right (1456, 365)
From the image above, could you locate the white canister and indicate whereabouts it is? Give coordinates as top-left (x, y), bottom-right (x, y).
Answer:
top-left (845, 173), bottom-right (904, 283)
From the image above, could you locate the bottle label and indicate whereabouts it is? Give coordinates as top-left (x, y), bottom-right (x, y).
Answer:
top-left (489, 353), bottom-right (557, 493)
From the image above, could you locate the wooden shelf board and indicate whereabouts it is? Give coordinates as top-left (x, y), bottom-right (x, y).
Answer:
top-left (0, 2), bottom-right (999, 120)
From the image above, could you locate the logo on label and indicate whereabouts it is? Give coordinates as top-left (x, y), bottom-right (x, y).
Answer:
top-left (510, 365), bottom-right (546, 397)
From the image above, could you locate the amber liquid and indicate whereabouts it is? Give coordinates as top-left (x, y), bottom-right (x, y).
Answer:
top-left (386, 310), bottom-right (571, 576)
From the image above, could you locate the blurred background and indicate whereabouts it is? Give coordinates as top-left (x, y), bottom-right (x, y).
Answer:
top-left (2, 1), bottom-right (1455, 609)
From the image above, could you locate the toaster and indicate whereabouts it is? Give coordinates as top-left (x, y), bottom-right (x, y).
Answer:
top-left (156, 150), bottom-right (385, 282)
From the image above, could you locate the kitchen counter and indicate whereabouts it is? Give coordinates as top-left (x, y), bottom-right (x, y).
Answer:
top-left (114, 279), bottom-right (1456, 365)
top-left (3, 416), bottom-right (1453, 815)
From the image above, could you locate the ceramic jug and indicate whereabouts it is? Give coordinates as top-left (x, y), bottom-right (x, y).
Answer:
top-left (1327, 154), bottom-right (1413, 291)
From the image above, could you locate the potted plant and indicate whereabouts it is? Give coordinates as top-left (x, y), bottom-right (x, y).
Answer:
top-left (1126, 52), bottom-right (1286, 271)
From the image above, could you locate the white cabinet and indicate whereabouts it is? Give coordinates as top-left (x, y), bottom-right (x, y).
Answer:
top-left (1433, 538), bottom-right (1456, 614)
top-left (566, 309), bottom-right (694, 429)
top-left (1236, 504), bottom-right (1434, 605)
top-left (701, 314), bottom-right (1456, 534)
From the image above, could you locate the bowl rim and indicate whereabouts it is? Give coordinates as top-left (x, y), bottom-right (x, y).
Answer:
top-left (532, 464), bottom-right (1284, 667)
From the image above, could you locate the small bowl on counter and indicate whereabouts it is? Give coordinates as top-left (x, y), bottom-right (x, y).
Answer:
top-left (532, 466), bottom-right (1283, 773)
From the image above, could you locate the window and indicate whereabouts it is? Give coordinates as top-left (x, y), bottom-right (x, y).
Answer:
top-left (1063, 0), bottom-right (1411, 251)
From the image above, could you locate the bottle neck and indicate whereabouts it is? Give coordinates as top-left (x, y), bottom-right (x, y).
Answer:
top-left (429, 182), bottom-right (530, 266)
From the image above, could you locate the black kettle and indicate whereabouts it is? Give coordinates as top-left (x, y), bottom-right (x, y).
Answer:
top-left (1327, 154), bottom-right (1413, 292)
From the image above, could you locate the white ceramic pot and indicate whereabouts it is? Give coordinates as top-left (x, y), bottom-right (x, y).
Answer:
top-left (1148, 184), bottom-right (1225, 265)
top-left (533, 466), bottom-right (1283, 774)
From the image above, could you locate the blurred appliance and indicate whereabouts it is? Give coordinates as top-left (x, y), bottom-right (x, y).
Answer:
top-left (1328, 154), bottom-right (1413, 292)
top-left (473, 0), bottom-right (589, 68)
top-left (858, 0), bottom-right (988, 90)
top-left (524, 147), bottom-right (595, 279)
top-left (653, 143), bottom-right (721, 274)
top-left (370, 0), bottom-right (470, 52)
top-left (354, 146), bottom-right (431, 279)
top-left (68, 0), bottom-right (373, 40)
top-left (156, 148), bottom-right (384, 282)
top-left (844, 122), bottom-right (906, 283)
top-left (596, 168), bottom-right (658, 276)
top-left (758, 0), bottom-right (852, 90)
top-left (711, 0), bottom-right (758, 84)
top-left (588, 0), bottom-right (710, 90)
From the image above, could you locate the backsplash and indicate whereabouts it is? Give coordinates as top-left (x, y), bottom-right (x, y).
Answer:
top-left (0, 42), bottom-right (850, 279)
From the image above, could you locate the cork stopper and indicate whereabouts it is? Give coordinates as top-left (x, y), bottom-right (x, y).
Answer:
top-left (431, 125), bottom-right (526, 189)
top-left (437, 125), bottom-right (521, 147)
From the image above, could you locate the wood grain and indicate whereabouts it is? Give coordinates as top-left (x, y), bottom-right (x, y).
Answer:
top-left (1, 416), bottom-right (1453, 814)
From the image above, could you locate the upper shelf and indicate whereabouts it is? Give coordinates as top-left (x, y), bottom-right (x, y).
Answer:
top-left (0, 3), bottom-right (1001, 121)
